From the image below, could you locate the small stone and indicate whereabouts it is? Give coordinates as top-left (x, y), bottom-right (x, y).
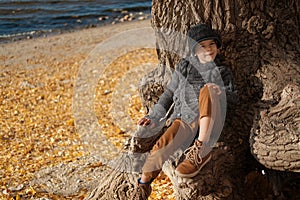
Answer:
top-left (103, 89), bottom-right (112, 95)
top-left (138, 16), bottom-right (146, 21)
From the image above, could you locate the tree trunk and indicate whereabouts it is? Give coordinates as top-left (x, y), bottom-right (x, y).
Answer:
top-left (141, 0), bottom-right (300, 199)
top-left (86, 0), bottom-right (300, 199)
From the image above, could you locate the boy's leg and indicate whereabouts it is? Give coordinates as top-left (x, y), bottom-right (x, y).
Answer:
top-left (142, 119), bottom-right (197, 179)
top-left (131, 119), bottom-right (197, 199)
top-left (198, 85), bottom-right (212, 143)
top-left (141, 119), bottom-right (181, 183)
top-left (176, 85), bottom-right (222, 178)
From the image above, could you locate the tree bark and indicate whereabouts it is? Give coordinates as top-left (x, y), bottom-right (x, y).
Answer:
top-left (86, 0), bottom-right (300, 199)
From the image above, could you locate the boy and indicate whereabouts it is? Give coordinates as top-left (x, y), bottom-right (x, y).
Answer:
top-left (131, 23), bottom-right (237, 199)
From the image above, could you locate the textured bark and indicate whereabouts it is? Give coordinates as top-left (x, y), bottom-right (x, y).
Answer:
top-left (84, 169), bottom-right (139, 200)
top-left (163, 149), bottom-right (235, 200)
top-left (250, 84), bottom-right (300, 172)
top-left (139, 0), bottom-right (300, 199)
top-left (86, 0), bottom-right (300, 199)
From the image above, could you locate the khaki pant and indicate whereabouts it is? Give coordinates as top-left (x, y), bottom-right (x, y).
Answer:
top-left (142, 85), bottom-right (214, 180)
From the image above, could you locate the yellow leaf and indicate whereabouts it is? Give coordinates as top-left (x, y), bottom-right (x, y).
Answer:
top-left (66, 119), bottom-right (74, 126)
top-left (25, 186), bottom-right (36, 195)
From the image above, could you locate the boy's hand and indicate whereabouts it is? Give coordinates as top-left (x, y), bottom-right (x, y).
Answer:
top-left (137, 116), bottom-right (151, 126)
top-left (205, 83), bottom-right (222, 95)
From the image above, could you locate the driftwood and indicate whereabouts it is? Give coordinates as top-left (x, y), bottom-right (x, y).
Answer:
top-left (85, 0), bottom-right (300, 199)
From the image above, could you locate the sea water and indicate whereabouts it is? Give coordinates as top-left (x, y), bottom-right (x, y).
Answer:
top-left (0, 0), bottom-right (152, 43)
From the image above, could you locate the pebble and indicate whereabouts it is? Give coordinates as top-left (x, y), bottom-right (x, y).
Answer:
top-left (103, 89), bottom-right (112, 95)
top-left (112, 12), bottom-right (149, 24)
top-left (138, 16), bottom-right (146, 21)
top-left (8, 184), bottom-right (24, 192)
top-left (98, 16), bottom-right (109, 21)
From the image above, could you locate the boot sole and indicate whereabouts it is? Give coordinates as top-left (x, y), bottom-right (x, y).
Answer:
top-left (175, 154), bottom-right (212, 178)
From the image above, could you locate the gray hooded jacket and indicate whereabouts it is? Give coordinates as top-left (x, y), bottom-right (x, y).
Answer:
top-left (148, 55), bottom-right (237, 125)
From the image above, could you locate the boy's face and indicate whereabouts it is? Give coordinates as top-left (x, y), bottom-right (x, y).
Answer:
top-left (194, 39), bottom-right (218, 63)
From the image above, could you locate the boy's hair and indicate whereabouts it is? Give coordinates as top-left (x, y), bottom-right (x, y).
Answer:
top-left (187, 24), bottom-right (222, 52)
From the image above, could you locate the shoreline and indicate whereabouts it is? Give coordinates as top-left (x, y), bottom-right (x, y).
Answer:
top-left (0, 16), bottom-right (151, 44)
top-left (1, 18), bottom-right (153, 71)
top-left (0, 13), bottom-right (152, 44)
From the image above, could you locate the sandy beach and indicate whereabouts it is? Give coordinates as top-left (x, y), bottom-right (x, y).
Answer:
top-left (0, 19), bottom-right (175, 199)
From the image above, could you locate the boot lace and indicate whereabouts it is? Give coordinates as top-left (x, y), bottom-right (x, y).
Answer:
top-left (184, 141), bottom-right (203, 167)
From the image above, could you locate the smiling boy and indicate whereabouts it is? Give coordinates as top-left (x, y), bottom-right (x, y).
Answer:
top-left (131, 24), bottom-right (237, 200)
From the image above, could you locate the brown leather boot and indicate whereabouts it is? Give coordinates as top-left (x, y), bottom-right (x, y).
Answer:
top-left (175, 140), bottom-right (212, 178)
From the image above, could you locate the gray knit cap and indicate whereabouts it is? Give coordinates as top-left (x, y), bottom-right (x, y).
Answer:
top-left (187, 24), bottom-right (221, 52)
